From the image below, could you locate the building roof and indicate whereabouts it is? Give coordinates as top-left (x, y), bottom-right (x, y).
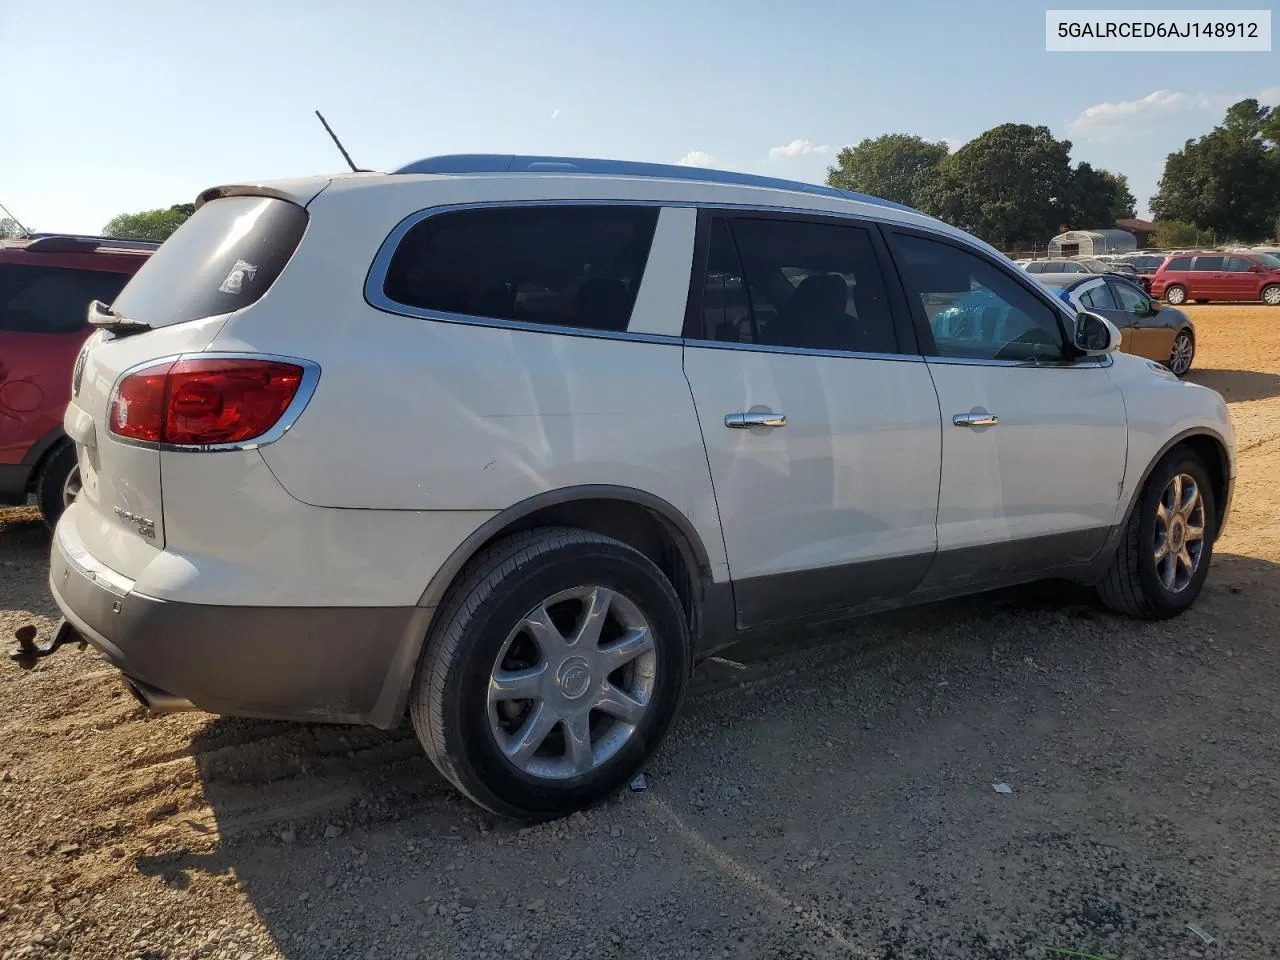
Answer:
top-left (1116, 218), bottom-right (1157, 232)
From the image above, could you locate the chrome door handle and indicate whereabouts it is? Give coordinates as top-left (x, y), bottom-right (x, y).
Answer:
top-left (725, 412), bottom-right (787, 429)
top-left (952, 412), bottom-right (999, 427)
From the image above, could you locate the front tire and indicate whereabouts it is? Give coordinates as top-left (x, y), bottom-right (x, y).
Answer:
top-left (1096, 449), bottom-right (1216, 619)
top-left (1164, 285), bottom-right (1187, 305)
top-left (411, 528), bottom-right (691, 821)
top-left (36, 442), bottom-right (80, 531)
top-left (1168, 329), bottom-right (1195, 377)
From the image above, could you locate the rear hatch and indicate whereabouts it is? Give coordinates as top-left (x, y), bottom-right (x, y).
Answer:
top-left (64, 195), bottom-right (309, 579)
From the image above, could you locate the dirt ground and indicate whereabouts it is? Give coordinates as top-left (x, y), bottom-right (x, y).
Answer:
top-left (1, 304), bottom-right (1278, 960)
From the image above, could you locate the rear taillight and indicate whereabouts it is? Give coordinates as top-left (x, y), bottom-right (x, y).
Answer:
top-left (109, 357), bottom-right (307, 446)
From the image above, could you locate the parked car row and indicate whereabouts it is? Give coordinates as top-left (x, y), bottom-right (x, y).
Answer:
top-left (1020, 250), bottom-right (1280, 306)
top-left (31, 155), bottom-right (1235, 820)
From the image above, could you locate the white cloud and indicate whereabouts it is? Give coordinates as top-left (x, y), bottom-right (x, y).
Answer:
top-left (767, 139), bottom-right (831, 161)
top-left (942, 137), bottom-right (967, 153)
top-left (550, 109), bottom-right (560, 120)
top-left (1067, 87), bottom-right (1280, 140)
top-left (677, 150), bottom-right (716, 168)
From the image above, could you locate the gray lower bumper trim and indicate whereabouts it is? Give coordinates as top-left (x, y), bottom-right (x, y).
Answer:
top-left (50, 541), bottom-right (428, 727)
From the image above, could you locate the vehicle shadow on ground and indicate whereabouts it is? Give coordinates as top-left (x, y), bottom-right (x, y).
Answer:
top-left (141, 551), bottom-right (1280, 959)
top-left (1187, 368), bottom-right (1280, 403)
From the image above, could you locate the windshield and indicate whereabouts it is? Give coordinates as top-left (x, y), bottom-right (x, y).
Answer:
top-left (1256, 253), bottom-right (1280, 268)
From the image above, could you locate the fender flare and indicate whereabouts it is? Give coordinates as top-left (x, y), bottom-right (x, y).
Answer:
top-left (1116, 426), bottom-right (1233, 539)
top-left (367, 484), bottom-right (716, 728)
top-left (20, 425), bottom-right (70, 469)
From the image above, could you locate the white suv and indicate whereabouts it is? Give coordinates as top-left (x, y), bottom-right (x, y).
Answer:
top-left (47, 155), bottom-right (1235, 820)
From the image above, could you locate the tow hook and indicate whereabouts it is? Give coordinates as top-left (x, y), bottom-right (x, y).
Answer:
top-left (9, 619), bottom-right (86, 670)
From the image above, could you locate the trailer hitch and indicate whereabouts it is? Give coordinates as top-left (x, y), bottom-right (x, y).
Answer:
top-left (9, 620), bottom-right (86, 670)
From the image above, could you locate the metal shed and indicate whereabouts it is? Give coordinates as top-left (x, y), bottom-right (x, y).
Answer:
top-left (1047, 229), bottom-right (1137, 257)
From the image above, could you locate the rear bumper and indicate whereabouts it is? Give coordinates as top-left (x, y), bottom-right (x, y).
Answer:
top-left (49, 522), bottom-right (429, 727)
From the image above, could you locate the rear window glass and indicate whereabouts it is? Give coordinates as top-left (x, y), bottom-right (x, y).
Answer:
top-left (1165, 256), bottom-right (1192, 271)
top-left (112, 196), bottom-right (307, 328)
top-left (1192, 256), bottom-right (1223, 271)
top-left (382, 205), bottom-right (659, 333)
top-left (0, 264), bottom-right (130, 334)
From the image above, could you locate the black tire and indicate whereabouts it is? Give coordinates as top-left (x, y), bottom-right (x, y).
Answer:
top-left (1096, 448), bottom-right (1216, 619)
top-left (36, 442), bottom-right (79, 531)
top-left (1164, 285), bottom-right (1187, 305)
top-left (411, 527), bottom-right (691, 821)
top-left (1262, 284), bottom-right (1280, 306)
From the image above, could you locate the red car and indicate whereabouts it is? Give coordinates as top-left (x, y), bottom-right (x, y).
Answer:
top-left (1150, 250), bottom-right (1280, 306)
top-left (0, 234), bottom-right (155, 526)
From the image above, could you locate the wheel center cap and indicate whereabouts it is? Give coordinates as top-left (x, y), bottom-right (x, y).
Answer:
top-left (556, 657), bottom-right (592, 700)
top-left (1170, 517), bottom-right (1184, 550)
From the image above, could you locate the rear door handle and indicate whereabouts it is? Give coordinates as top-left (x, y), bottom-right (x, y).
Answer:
top-left (725, 411), bottom-right (787, 429)
top-left (952, 412), bottom-right (999, 427)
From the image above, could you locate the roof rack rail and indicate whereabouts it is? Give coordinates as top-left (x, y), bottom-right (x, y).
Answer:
top-left (391, 154), bottom-right (919, 213)
top-left (24, 233), bottom-right (161, 252)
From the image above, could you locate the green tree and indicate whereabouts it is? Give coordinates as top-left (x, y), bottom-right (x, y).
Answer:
top-left (916, 124), bottom-right (1076, 248)
top-left (1152, 220), bottom-right (1199, 248)
top-left (102, 203), bottom-right (194, 242)
top-left (1069, 163), bottom-right (1136, 226)
top-left (1150, 98), bottom-right (1280, 243)
top-left (0, 217), bottom-right (26, 239)
top-left (825, 134), bottom-right (949, 206)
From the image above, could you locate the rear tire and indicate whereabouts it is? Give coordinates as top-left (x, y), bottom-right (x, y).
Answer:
top-left (1262, 284), bottom-right (1280, 306)
top-left (1096, 449), bottom-right (1215, 619)
top-left (411, 527), bottom-right (691, 821)
top-left (1164, 285), bottom-right (1187, 305)
top-left (36, 442), bottom-right (80, 531)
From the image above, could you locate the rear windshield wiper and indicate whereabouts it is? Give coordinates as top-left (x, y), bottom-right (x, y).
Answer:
top-left (88, 300), bottom-right (151, 336)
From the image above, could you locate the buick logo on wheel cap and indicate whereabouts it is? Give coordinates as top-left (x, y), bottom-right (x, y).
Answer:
top-left (556, 657), bottom-right (592, 700)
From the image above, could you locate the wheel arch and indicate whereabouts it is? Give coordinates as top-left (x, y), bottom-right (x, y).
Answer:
top-left (1121, 428), bottom-right (1231, 540)
top-left (19, 425), bottom-right (71, 481)
top-left (369, 485), bottom-right (721, 728)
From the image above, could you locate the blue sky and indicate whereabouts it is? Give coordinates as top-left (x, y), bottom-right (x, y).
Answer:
top-left (2, 0), bottom-right (1276, 233)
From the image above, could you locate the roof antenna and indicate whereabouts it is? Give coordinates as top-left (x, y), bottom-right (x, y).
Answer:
top-left (314, 110), bottom-right (363, 173)
top-left (0, 199), bottom-right (29, 237)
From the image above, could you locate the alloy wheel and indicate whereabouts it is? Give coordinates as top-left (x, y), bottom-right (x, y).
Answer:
top-left (487, 585), bottom-right (657, 780)
top-left (1168, 333), bottom-right (1194, 375)
top-left (1263, 286), bottom-right (1280, 306)
top-left (1153, 473), bottom-right (1206, 593)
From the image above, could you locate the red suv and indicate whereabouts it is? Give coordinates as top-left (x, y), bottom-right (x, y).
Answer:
top-left (0, 234), bottom-right (154, 526)
top-left (1151, 251), bottom-right (1280, 306)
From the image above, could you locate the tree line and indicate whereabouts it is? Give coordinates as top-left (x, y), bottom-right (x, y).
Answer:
top-left (90, 98), bottom-right (1280, 249)
top-left (827, 97), bottom-right (1279, 248)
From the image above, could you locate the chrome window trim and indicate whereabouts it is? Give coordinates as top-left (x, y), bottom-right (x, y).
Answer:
top-left (686, 340), bottom-right (925, 363)
top-left (925, 354), bottom-right (1113, 369)
top-left (104, 352), bottom-right (321, 453)
top-left (363, 197), bottom-right (1092, 365)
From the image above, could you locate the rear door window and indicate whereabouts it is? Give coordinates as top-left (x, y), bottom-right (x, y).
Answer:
top-left (1192, 256), bottom-right (1224, 271)
top-left (694, 215), bottom-right (898, 354)
top-left (0, 264), bottom-right (130, 334)
top-left (382, 205), bottom-right (658, 333)
top-left (112, 196), bottom-right (308, 328)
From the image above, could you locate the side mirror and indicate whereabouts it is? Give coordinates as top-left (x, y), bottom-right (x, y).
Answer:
top-left (1074, 310), bottom-right (1122, 355)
